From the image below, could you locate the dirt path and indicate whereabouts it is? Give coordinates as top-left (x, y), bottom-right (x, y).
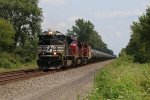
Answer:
top-left (27, 68), bottom-right (95, 100)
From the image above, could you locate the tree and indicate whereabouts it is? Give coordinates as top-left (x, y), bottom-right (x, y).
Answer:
top-left (72, 18), bottom-right (94, 43)
top-left (89, 30), bottom-right (107, 49)
top-left (15, 36), bottom-right (38, 62)
top-left (0, 0), bottom-right (42, 49)
top-left (0, 18), bottom-right (15, 52)
top-left (66, 29), bottom-right (74, 36)
top-left (126, 6), bottom-right (150, 63)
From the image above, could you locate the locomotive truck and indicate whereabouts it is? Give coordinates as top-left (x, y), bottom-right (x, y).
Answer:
top-left (37, 31), bottom-right (115, 70)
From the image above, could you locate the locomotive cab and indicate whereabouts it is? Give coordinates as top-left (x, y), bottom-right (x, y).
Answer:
top-left (37, 31), bottom-right (67, 69)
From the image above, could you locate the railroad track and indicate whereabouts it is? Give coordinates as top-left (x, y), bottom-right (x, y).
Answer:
top-left (0, 69), bottom-right (56, 85)
top-left (0, 62), bottom-right (99, 85)
top-left (0, 67), bottom-right (74, 85)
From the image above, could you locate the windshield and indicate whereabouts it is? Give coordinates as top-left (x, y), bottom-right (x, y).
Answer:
top-left (38, 35), bottom-right (66, 45)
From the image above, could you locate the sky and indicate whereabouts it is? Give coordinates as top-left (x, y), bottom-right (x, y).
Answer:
top-left (39, 0), bottom-right (150, 55)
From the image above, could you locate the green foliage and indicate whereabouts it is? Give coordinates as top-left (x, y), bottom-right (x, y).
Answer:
top-left (72, 19), bottom-right (94, 43)
top-left (0, 0), bottom-right (42, 65)
top-left (119, 48), bottom-right (134, 61)
top-left (88, 58), bottom-right (150, 100)
top-left (126, 7), bottom-right (150, 63)
top-left (0, 52), bottom-right (17, 68)
top-left (0, 58), bottom-right (13, 68)
top-left (0, 52), bottom-right (36, 69)
top-left (0, 18), bottom-right (15, 52)
top-left (89, 30), bottom-right (107, 49)
top-left (0, 0), bottom-right (42, 49)
top-left (0, 0), bottom-right (41, 69)
top-left (15, 36), bottom-right (38, 62)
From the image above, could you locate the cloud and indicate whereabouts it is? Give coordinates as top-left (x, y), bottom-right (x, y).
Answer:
top-left (40, 0), bottom-right (67, 6)
top-left (42, 16), bottom-right (84, 33)
top-left (95, 10), bottom-right (143, 19)
top-left (68, 16), bottom-right (83, 22)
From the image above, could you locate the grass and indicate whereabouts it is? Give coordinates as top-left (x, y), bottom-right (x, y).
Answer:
top-left (0, 60), bottom-right (37, 73)
top-left (87, 57), bottom-right (150, 100)
top-left (0, 52), bottom-right (37, 73)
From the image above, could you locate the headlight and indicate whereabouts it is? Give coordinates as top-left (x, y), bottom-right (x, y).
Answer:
top-left (53, 52), bottom-right (57, 55)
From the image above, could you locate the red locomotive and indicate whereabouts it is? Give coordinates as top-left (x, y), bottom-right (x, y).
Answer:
top-left (37, 31), bottom-right (115, 70)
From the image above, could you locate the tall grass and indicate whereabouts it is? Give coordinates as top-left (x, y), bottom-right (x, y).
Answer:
top-left (88, 57), bottom-right (150, 100)
top-left (0, 52), bottom-right (36, 72)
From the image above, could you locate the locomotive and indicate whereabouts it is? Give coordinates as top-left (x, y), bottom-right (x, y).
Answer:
top-left (37, 31), bottom-right (115, 70)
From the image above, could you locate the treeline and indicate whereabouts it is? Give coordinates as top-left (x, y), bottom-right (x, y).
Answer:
top-left (120, 6), bottom-right (150, 63)
top-left (0, 0), bottom-right (42, 56)
top-left (0, 0), bottom-right (42, 68)
top-left (67, 19), bottom-right (114, 55)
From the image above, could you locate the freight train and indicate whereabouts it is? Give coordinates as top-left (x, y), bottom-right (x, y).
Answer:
top-left (37, 31), bottom-right (115, 70)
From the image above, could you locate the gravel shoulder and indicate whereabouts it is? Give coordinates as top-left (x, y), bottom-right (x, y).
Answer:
top-left (0, 60), bottom-right (113, 100)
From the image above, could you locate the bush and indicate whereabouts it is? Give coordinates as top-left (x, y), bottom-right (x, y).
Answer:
top-left (0, 58), bottom-right (13, 68)
top-left (0, 18), bottom-right (15, 52)
top-left (14, 37), bottom-right (38, 63)
top-left (15, 46), bottom-right (35, 63)
top-left (0, 52), bottom-right (21, 69)
top-left (88, 58), bottom-right (150, 100)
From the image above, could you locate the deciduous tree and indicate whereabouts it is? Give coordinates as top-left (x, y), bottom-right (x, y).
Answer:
top-left (72, 19), bottom-right (94, 43)
top-left (126, 7), bottom-right (150, 63)
top-left (0, 18), bottom-right (15, 52)
top-left (0, 0), bottom-right (42, 49)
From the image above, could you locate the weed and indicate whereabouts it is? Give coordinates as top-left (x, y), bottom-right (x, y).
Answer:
top-left (88, 57), bottom-right (150, 100)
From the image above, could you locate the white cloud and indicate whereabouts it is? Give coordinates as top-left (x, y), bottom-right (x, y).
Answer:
top-left (95, 10), bottom-right (143, 19)
top-left (42, 16), bottom-right (84, 33)
top-left (68, 16), bottom-right (83, 22)
top-left (40, 0), bottom-right (67, 6)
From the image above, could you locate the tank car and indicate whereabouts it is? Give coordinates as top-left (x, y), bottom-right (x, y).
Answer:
top-left (91, 49), bottom-right (115, 62)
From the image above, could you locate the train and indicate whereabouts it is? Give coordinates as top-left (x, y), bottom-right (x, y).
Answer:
top-left (37, 31), bottom-right (116, 70)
